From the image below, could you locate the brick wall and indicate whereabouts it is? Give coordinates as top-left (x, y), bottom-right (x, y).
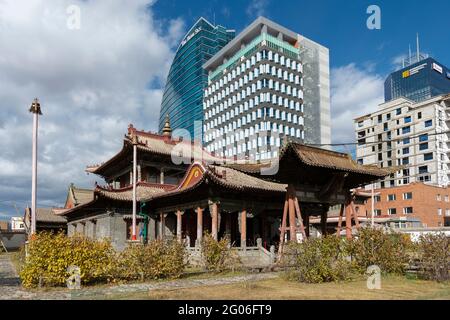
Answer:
top-left (359, 182), bottom-right (447, 227)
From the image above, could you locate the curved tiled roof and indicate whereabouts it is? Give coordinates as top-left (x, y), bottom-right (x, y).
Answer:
top-left (207, 165), bottom-right (287, 193)
top-left (86, 126), bottom-right (226, 176)
top-left (24, 208), bottom-right (67, 223)
top-left (142, 163), bottom-right (287, 202)
top-left (282, 143), bottom-right (389, 177)
top-left (95, 182), bottom-right (176, 202)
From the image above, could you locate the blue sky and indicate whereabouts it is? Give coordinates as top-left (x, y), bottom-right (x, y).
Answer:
top-left (154, 0), bottom-right (450, 77)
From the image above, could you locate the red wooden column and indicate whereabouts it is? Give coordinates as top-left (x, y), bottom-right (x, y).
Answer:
top-left (196, 207), bottom-right (203, 246)
top-left (288, 193), bottom-right (297, 242)
top-left (240, 209), bottom-right (247, 248)
top-left (345, 202), bottom-right (352, 240)
top-left (176, 210), bottom-right (184, 242)
top-left (159, 212), bottom-right (166, 240)
top-left (261, 212), bottom-right (267, 245)
top-left (320, 211), bottom-right (327, 236)
top-left (211, 202), bottom-right (219, 241)
top-left (336, 203), bottom-right (344, 237)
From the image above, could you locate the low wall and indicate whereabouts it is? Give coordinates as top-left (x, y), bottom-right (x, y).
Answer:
top-left (0, 231), bottom-right (27, 251)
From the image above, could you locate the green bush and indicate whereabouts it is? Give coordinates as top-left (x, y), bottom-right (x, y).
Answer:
top-left (117, 240), bottom-right (187, 280)
top-left (283, 236), bottom-right (355, 283)
top-left (20, 232), bottom-right (117, 288)
top-left (348, 226), bottom-right (413, 275)
top-left (417, 233), bottom-right (449, 282)
top-left (201, 233), bottom-right (240, 272)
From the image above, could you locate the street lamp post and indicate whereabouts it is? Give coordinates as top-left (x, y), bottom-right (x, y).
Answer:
top-left (29, 98), bottom-right (42, 236)
top-left (131, 133), bottom-right (138, 241)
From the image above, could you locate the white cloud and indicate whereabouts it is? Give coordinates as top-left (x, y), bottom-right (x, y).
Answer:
top-left (246, 0), bottom-right (270, 18)
top-left (330, 63), bottom-right (385, 146)
top-left (0, 0), bottom-right (185, 216)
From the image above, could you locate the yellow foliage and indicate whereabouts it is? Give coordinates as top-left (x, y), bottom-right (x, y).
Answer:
top-left (20, 232), bottom-right (117, 288)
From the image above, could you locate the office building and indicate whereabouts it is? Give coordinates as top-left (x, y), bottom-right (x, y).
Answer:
top-left (385, 57), bottom-right (450, 103)
top-left (158, 17), bottom-right (235, 139)
top-left (202, 17), bottom-right (330, 160)
top-left (354, 94), bottom-right (450, 188)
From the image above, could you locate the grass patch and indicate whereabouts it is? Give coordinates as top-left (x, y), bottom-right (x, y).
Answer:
top-left (112, 275), bottom-right (450, 300)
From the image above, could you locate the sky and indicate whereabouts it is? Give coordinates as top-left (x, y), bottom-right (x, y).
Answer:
top-left (0, 0), bottom-right (449, 218)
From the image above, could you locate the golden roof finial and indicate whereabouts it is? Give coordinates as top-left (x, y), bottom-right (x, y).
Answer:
top-left (162, 114), bottom-right (172, 137)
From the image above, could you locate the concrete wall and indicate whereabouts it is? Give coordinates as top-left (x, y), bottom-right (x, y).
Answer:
top-left (0, 231), bottom-right (26, 251)
top-left (67, 213), bottom-right (149, 251)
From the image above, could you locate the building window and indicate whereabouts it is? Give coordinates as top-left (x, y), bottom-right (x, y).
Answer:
top-left (403, 207), bottom-right (413, 214)
top-left (403, 192), bottom-right (412, 200)
top-left (374, 195), bottom-right (381, 202)
top-left (388, 194), bottom-right (396, 201)
top-left (438, 208), bottom-right (442, 216)
top-left (402, 126), bottom-right (411, 134)
top-left (396, 108), bottom-right (402, 115)
top-left (445, 195), bottom-right (449, 202)
top-left (418, 112), bottom-right (422, 119)
top-left (418, 165), bottom-right (428, 174)
top-left (437, 194), bottom-right (442, 201)
top-left (419, 134), bottom-right (428, 142)
top-left (375, 209), bottom-right (382, 216)
top-left (404, 116), bottom-right (411, 123)
top-left (388, 208), bottom-right (397, 215)
top-left (424, 153), bottom-right (433, 161)
top-left (425, 120), bottom-right (432, 127)
top-left (402, 147), bottom-right (409, 155)
top-left (419, 143), bottom-right (429, 151)
top-left (402, 157), bottom-right (409, 165)
top-left (403, 137), bottom-right (410, 144)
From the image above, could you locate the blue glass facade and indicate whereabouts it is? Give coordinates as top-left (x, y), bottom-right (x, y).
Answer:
top-left (385, 57), bottom-right (450, 103)
top-left (158, 18), bottom-right (235, 139)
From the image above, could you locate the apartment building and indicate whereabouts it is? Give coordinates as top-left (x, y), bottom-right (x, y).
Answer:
top-left (202, 17), bottom-right (330, 160)
top-left (354, 94), bottom-right (450, 188)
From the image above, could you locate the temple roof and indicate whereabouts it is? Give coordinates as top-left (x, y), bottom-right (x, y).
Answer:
top-left (59, 182), bottom-right (177, 216)
top-left (225, 142), bottom-right (389, 178)
top-left (24, 208), bottom-right (67, 224)
top-left (285, 143), bottom-right (388, 177)
top-left (142, 162), bottom-right (287, 202)
top-left (95, 182), bottom-right (175, 202)
top-left (64, 183), bottom-right (93, 208)
top-left (86, 125), bottom-right (224, 177)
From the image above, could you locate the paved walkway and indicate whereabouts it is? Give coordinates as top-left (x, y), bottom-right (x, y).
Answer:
top-left (0, 254), bottom-right (277, 300)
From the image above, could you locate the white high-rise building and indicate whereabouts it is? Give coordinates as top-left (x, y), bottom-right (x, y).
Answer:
top-left (202, 17), bottom-right (330, 160)
top-left (354, 94), bottom-right (450, 188)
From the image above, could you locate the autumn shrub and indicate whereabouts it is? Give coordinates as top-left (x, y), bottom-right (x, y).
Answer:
top-left (283, 236), bottom-right (355, 283)
top-left (348, 226), bottom-right (413, 275)
top-left (117, 240), bottom-right (187, 280)
top-left (417, 233), bottom-right (450, 282)
top-left (20, 232), bottom-right (117, 288)
top-left (200, 233), bottom-right (240, 272)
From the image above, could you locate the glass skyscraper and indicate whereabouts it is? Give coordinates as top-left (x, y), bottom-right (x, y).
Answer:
top-left (385, 57), bottom-right (450, 103)
top-left (158, 18), bottom-right (235, 139)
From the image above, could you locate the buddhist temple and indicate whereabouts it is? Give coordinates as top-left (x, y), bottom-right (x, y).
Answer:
top-left (58, 121), bottom-right (389, 254)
